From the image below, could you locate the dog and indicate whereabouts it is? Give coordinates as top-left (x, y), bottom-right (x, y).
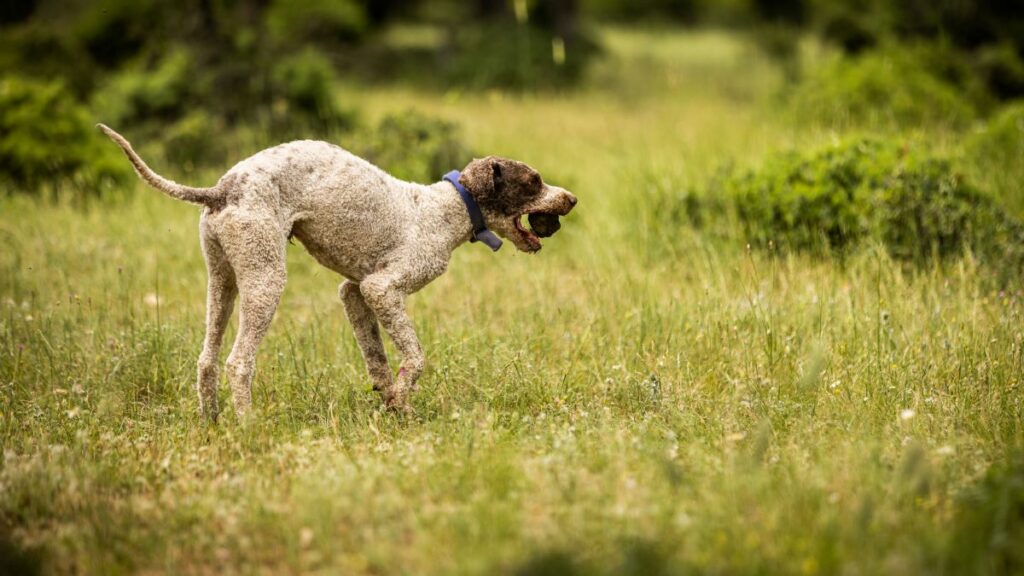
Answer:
top-left (98, 125), bottom-right (577, 419)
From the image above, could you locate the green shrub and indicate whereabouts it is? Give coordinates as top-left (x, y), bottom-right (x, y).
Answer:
top-left (90, 47), bottom-right (197, 127)
top-left (973, 42), bottom-right (1024, 102)
top-left (269, 48), bottom-right (349, 126)
top-left (448, 22), bottom-right (597, 90)
top-left (163, 110), bottom-right (227, 172)
top-left (74, 0), bottom-right (162, 68)
top-left (809, 0), bottom-right (890, 54)
top-left (354, 109), bottom-right (469, 183)
top-left (709, 138), bottom-right (1024, 272)
top-left (265, 0), bottom-right (367, 46)
top-left (91, 46), bottom-right (353, 159)
top-left (968, 102), bottom-right (1024, 172)
top-left (0, 76), bottom-right (132, 193)
top-left (965, 102), bottom-right (1024, 217)
top-left (792, 48), bottom-right (976, 128)
top-left (0, 26), bottom-right (97, 97)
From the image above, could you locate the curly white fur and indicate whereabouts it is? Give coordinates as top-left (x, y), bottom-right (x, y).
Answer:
top-left (99, 124), bottom-right (577, 418)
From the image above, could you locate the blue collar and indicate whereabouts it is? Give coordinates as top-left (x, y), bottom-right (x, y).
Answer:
top-left (443, 170), bottom-right (502, 252)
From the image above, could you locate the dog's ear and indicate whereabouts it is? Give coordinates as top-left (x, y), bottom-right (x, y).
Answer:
top-left (460, 156), bottom-right (543, 214)
top-left (459, 156), bottom-right (497, 200)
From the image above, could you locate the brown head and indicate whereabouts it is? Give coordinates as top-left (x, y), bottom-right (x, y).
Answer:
top-left (459, 156), bottom-right (578, 253)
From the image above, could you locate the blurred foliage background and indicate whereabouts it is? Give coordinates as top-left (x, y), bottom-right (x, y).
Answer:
top-left (4, 3), bottom-right (1024, 574)
top-left (2, 0), bottom-right (1023, 193)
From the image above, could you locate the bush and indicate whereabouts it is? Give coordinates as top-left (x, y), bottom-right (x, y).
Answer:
top-left (448, 22), bottom-right (597, 90)
top-left (265, 0), bottom-right (367, 46)
top-left (890, 1), bottom-right (1024, 65)
top-left (90, 47), bottom-right (197, 128)
top-left (708, 138), bottom-right (1024, 272)
top-left (269, 48), bottom-right (350, 126)
top-left (810, 0), bottom-right (890, 54)
top-left (0, 26), bottom-right (97, 97)
top-left (0, 76), bottom-right (131, 193)
top-left (965, 102), bottom-right (1024, 216)
top-left (792, 48), bottom-right (977, 128)
top-left (975, 43), bottom-right (1024, 102)
top-left (91, 46), bottom-right (353, 160)
top-left (805, 1), bottom-right (1024, 102)
top-left (968, 102), bottom-right (1024, 169)
top-left (354, 109), bottom-right (469, 183)
top-left (163, 110), bottom-right (227, 172)
top-left (74, 0), bottom-right (163, 68)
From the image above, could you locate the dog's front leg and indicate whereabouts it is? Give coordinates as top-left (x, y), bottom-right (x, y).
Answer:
top-left (358, 273), bottom-right (425, 412)
top-left (339, 281), bottom-right (394, 394)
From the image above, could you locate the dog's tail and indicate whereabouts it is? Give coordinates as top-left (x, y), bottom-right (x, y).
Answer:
top-left (97, 124), bottom-right (222, 206)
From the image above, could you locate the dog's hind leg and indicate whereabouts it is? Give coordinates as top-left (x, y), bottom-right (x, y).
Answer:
top-left (340, 281), bottom-right (394, 394)
top-left (218, 214), bottom-right (287, 417)
top-left (196, 226), bottom-right (237, 421)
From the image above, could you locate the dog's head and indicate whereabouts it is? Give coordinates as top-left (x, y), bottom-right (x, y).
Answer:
top-left (459, 156), bottom-right (577, 253)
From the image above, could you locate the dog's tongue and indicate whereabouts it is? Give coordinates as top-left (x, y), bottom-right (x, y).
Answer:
top-left (528, 213), bottom-right (561, 238)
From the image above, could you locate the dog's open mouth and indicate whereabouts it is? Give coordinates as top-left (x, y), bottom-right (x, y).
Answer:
top-left (514, 211), bottom-right (562, 251)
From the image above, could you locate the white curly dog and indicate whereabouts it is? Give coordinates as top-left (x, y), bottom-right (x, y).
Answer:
top-left (99, 124), bottom-right (577, 419)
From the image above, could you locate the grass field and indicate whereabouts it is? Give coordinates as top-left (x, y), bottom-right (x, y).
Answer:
top-left (2, 28), bottom-right (1022, 574)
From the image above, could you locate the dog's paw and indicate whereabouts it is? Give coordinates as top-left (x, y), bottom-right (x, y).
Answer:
top-left (386, 400), bottom-right (414, 416)
top-left (380, 386), bottom-right (413, 415)
top-left (199, 404), bottom-right (219, 424)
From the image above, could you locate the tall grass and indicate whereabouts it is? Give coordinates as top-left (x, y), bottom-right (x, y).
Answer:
top-left (1, 28), bottom-right (1022, 574)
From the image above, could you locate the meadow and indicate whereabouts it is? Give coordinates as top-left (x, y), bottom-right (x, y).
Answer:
top-left (2, 27), bottom-right (1023, 574)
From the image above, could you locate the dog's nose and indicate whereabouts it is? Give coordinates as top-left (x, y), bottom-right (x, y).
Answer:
top-left (567, 194), bottom-right (578, 207)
